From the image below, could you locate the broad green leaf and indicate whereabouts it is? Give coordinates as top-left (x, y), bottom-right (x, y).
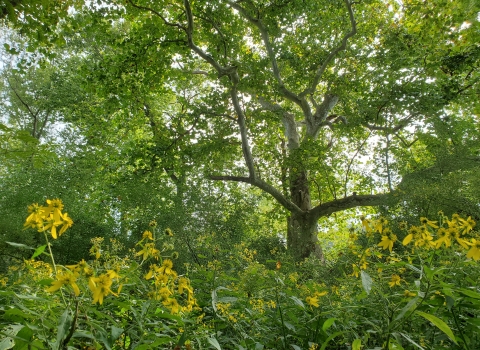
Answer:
top-left (55, 309), bottom-right (73, 350)
top-left (352, 339), bottom-right (362, 350)
top-left (361, 270), bottom-right (373, 295)
top-left (289, 296), bottom-right (305, 308)
top-left (283, 321), bottom-right (295, 331)
top-left (31, 245), bottom-right (47, 259)
top-left (395, 297), bottom-right (419, 321)
top-left (207, 337), bottom-right (222, 350)
top-left (110, 326), bottom-right (123, 341)
top-left (322, 318), bottom-right (336, 332)
top-left (13, 326), bottom-right (33, 350)
top-left (0, 337), bottom-right (14, 350)
top-left (458, 288), bottom-right (480, 299)
top-left (319, 331), bottom-right (344, 350)
top-left (415, 311), bottom-right (457, 344)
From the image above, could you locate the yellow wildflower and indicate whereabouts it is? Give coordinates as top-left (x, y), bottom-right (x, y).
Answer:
top-left (67, 259), bottom-right (91, 275)
top-left (374, 217), bottom-right (388, 234)
top-left (57, 212), bottom-right (73, 236)
top-left (435, 227), bottom-right (455, 248)
top-left (404, 290), bottom-right (416, 297)
top-left (466, 239), bottom-right (480, 261)
top-left (47, 270), bottom-right (80, 296)
top-left (306, 295), bottom-right (319, 307)
top-left (459, 216), bottom-right (475, 234)
top-left (89, 273), bottom-right (116, 305)
top-left (378, 233), bottom-right (397, 252)
top-left (45, 198), bottom-right (64, 222)
top-left (142, 230), bottom-right (154, 241)
top-left (158, 259), bottom-right (175, 275)
top-left (163, 297), bottom-right (181, 314)
top-left (388, 274), bottom-right (401, 288)
top-left (453, 231), bottom-right (470, 249)
top-left (24, 203), bottom-right (45, 228)
top-left (178, 277), bottom-right (193, 294)
top-left (135, 242), bottom-right (160, 260)
top-left (40, 214), bottom-right (62, 239)
top-left (420, 217), bottom-right (438, 229)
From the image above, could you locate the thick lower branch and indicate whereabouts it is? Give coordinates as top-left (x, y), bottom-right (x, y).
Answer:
top-left (310, 193), bottom-right (391, 219)
top-left (210, 175), bottom-right (303, 215)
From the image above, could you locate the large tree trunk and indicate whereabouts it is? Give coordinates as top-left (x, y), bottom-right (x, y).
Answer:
top-left (287, 212), bottom-right (323, 261)
top-left (287, 166), bottom-right (324, 261)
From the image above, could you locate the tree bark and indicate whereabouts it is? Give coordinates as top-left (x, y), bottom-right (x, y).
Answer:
top-left (287, 150), bottom-right (324, 261)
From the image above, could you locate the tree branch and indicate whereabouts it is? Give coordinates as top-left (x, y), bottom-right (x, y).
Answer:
top-left (126, 0), bottom-right (186, 30)
top-left (363, 113), bottom-right (418, 134)
top-left (257, 97), bottom-right (300, 149)
top-left (6, 77), bottom-right (41, 138)
top-left (210, 175), bottom-right (304, 215)
top-left (226, 1), bottom-right (311, 116)
top-left (230, 85), bottom-right (256, 178)
top-left (300, 0), bottom-right (357, 97)
top-left (310, 193), bottom-right (391, 219)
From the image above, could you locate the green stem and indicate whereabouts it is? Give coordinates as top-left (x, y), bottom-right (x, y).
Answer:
top-left (451, 307), bottom-right (470, 350)
top-left (275, 288), bottom-right (287, 349)
top-left (42, 230), bottom-right (58, 274)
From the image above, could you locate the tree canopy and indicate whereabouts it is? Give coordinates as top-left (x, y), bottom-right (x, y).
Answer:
top-left (1, 0), bottom-right (479, 261)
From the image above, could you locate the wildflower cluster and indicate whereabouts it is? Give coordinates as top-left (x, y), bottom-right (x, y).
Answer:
top-left (46, 252), bottom-right (123, 304)
top-left (24, 199), bottom-right (73, 239)
top-left (361, 214), bottom-right (480, 260)
top-left (140, 228), bottom-right (197, 314)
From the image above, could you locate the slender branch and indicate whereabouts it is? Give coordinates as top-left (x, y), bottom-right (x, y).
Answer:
top-left (226, 1), bottom-right (308, 113)
top-left (126, 0), bottom-right (186, 30)
top-left (300, 0), bottom-right (357, 97)
top-left (385, 133), bottom-right (393, 192)
top-left (363, 113), bottom-right (418, 134)
top-left (394, 134), bottom-right (418, 148)
top-left (230, 86), bottom-right (256, 178)
top-left (209, 175), bottom-right (303, 215)
top-left (344, 131), bottom-right (372, 197)
top-left (184, 0), bottom-right (236, 77)
top-left (6, 78), bottom-right (41, 138)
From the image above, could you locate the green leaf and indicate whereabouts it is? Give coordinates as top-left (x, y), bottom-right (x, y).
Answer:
top-left (395, 297), bottom-right (419, 321)
top-left (399, 332), bottom-right (425, 350)
top-left (6, 242), bottom-right (35, 250)
top-left (458, 288), bottom-right (480, 299)
top-left (415, 310), bottom-right (457, 344)
top-left (13, 326), bottom-right (33, 350)
top-left (31, 245), bottom-right (47, 259)
top-left (322, 318), bottom-right (336, 332)
top-left (352, 339), bottom-right (362, 350)
top-left (289, 296), bottom-right (305, 308)
top-left (54, 309), bottom-right (73, 350)
top-left (176, 332), bottom-right (188, 347)
top-left (0, 337), bottom-right (14, 350)
top-left (110, 326), bottom-right (123, 342)
top-left (319, 331), bottom-right (344, 350)
top-left (361, 270), bottom-right (373, 295)
top-left (207, 337), bottom-right (222, 350)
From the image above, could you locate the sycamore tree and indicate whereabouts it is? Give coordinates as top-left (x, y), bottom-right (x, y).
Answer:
top-left (4, 0), bottom-right (480, 261)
